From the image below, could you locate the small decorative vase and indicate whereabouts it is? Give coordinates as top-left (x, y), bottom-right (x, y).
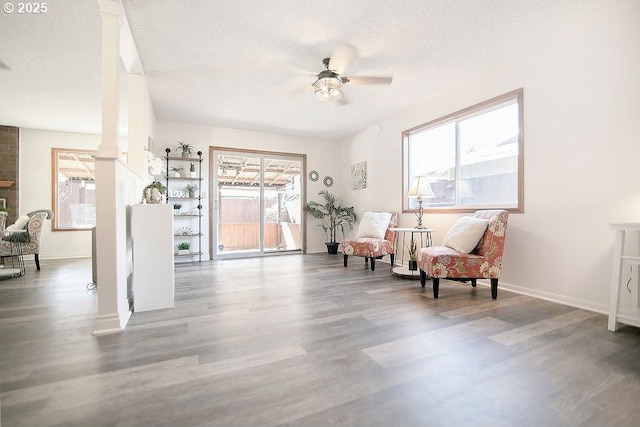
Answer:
top-left (181, 151), bottom-right (189, 158)
top-left (145, 188), bottom-right (163, 204)
top-left (408, 260), bottom-right (418, 271)
top-left (178, 249), bottom-right (189, 255)
top-left (173, 209), bottom-right (180, 216)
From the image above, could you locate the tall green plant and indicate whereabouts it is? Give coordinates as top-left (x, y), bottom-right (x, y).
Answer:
top-left (303, 190), bottom-right (356, 242)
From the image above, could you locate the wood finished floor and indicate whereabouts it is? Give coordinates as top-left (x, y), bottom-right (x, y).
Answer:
top-left (2, 255), bottom-right (640, 427)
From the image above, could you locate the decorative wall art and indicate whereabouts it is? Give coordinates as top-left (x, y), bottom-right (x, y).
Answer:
top-left (351, 161), bottom-right (367, 190)
top-left (308, 170), bottom-right (319, 182)
top-left (323, 176), bottom-right (334, 187)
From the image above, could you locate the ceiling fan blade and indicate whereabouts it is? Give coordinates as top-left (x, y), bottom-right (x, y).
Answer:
top-left (344, 76), bottom-right (393, 85)
top-left (328, 44), bottom-right (356, 74)
top-left (0, 58), bottom-right (11, 70)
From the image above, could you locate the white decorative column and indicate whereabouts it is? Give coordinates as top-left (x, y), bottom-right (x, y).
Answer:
top-left (93, 0), bottom-right (131, 335)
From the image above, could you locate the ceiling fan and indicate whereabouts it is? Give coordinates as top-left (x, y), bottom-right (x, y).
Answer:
top-left (311, 45), bottom-right (393, 102)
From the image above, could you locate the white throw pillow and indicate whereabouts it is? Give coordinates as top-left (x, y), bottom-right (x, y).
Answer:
top-left (6, 214), bottom-right (30, 231)
top-left (442, 216), bottom-right (489, 253)
top-left (356, 212), bottom-right (392, 239)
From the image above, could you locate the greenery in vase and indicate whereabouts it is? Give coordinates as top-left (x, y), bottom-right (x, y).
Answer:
top-left (303, 190), bottom-right (356, 243)
top-left (186, 184), bottom-right (198, 197)
top-left (177, 242), bottom-right (190, 250)
top-left (407, 240), bottom-right (418, 261)
top-left (172, 203), bottom-right (182, 210)
top-left (142, 180), bottom-right (166, 200)
top-left (190, 163), bottom-right (196, 172)
top-left (177, 141), bottom-right (193, 155)
top-left (170, 166), bottom-right (183, 173)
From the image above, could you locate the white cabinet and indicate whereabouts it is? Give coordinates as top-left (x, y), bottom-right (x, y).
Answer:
top-left (132, 204), bottom-right (175, 312)
top-left (608, 221), bottom-right (640, 331)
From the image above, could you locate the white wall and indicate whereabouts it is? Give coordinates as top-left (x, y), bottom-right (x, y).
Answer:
top-left (19, 128), bottom-right (101, 259)
top-left (156, 121), bottom-right (341, 255)
top-left (340, 2), bottom-right (640, 313)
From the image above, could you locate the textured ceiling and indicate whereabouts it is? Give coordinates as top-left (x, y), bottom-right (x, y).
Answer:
top-left (0, 0), bottom-right (603, 140)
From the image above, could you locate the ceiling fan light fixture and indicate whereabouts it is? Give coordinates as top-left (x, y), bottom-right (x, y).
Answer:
top-left (313, 76), bottom-right (343, 101)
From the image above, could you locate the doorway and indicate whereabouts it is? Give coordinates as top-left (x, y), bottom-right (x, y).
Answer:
top-left (211, 147), bottom-right (305, 258)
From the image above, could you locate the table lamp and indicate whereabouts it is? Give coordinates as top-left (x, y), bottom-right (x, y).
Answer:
top-left (407, 177), bottom-right (434, 229)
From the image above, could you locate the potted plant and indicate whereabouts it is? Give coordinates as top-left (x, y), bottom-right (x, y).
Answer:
top-left (172, 203), bottom-right (182, 215)
top-left (142, 181), bottom-right (166, 204)
top-left (170, 166), bottom-right (183, 178)
top-left (177, 141), bottom-right (193, 158)
top-left (186, 184), bottom-right (198, 198)
top-left (177, 242), bottom-right (190, 255)
top-left (189, 163), bottom-right (197, 178)
top-left (407, 239), bottom-right (418, 271)
top-left (303, 190), bottom-right (356, 254)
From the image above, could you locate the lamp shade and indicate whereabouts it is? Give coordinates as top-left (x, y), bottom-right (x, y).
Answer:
top-left (407, 176), bottom-right (434, 198)
top-left (313, 77), bottom-right (343, 101)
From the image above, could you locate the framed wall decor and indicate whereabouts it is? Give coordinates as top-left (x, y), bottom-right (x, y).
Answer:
top-left (351, 161), bottom-right (367, 190)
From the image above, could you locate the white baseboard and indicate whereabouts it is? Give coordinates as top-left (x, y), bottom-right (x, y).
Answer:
top-left (475, 279), bottom-right (609, 316)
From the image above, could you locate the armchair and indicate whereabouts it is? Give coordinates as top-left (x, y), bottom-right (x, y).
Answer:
top-left (417, 210), bottom-right (509, 299)
top-left (342, 212), bottom-right (398, 271)
top-left (0, 209), bottom-right (53, 271)
top-left (0, 211), bottom-right (7, 231)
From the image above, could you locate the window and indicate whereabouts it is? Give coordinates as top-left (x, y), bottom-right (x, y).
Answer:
top-left (403, 88), bottom-right (523, 213)
top-left (52, 148), bottom-right (97, 230)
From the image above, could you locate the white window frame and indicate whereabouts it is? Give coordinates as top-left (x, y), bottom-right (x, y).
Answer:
top-left (402, 88), bottom-right (524, 214)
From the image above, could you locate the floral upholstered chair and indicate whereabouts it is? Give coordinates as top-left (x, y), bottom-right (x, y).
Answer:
top-left (0, 209), bottom-right (53, 271)
top-left (417, 210), bottom-right (508, 299)
top-left (342, 212), bottom-right (398, 271)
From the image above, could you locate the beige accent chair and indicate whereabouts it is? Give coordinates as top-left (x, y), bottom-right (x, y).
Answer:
top-left (0, 209), bottom-right (53, 271)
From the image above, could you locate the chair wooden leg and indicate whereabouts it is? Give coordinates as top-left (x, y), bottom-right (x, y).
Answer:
top-left (370, 257), bottom-right (375, 271)
top-left (364, 257), bottom-right (368, 265)
top-left (390, 253), bottom-right (395, 266)
top-left (432, 278), bottom-right (439, 298)
top-left (420, 270), bottom-right (426, 287)
top-left (471, 278), bottom-right (477, 287)
top-left (491, 278), bottom-right (498, 299)
top-left (343, 254), bottom-right (348, 268)
top-left (35, 254), bottom-right (41, 271)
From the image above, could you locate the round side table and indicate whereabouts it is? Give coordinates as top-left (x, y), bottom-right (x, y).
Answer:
top-left (389, 227), bottom-right (435, 279)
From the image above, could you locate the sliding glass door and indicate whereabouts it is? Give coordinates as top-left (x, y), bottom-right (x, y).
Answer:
top-left (212, 148), bottom-right (304, 258)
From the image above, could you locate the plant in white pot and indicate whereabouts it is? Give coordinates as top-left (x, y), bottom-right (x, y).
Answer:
top-left (303, 190), bottom-right (356, 254)
top-left (189, 163), bottom-right (197, 178)
top-left (177, 242), bottom-right (190, 255)
top-left (172, 203), bottom-right (182, 215)
top-left (170, 166), bottom-right (183, 178)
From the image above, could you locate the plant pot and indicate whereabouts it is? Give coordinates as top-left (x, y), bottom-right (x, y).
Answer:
top-left (325, 242), bottom-right (339, 254)
top-left (181, 152), bottom-right (189, 158)
top-left (188, 192), bottom-right (195, 198)
top-left (408, 260), bottom-right (418, 271)
top-left (173, 209), bottom-right (180, 216)
top-left (178, 249), bottom-right (189, 255)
